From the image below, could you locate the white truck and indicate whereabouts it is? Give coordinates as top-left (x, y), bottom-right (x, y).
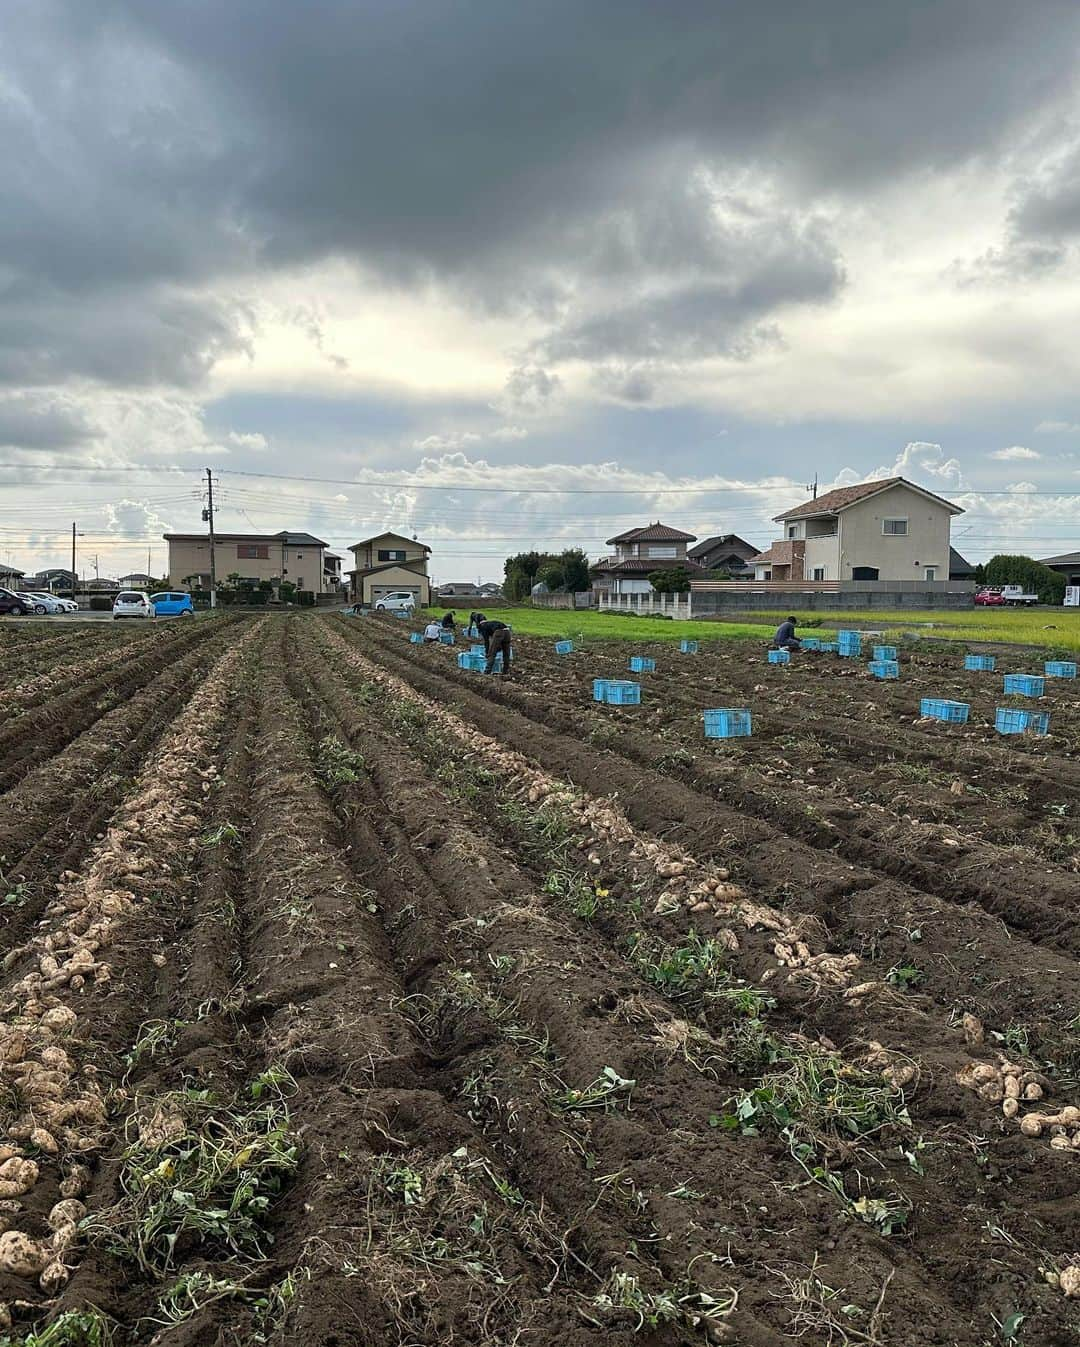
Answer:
top-left (999, 585), bottom-right (1039, 606)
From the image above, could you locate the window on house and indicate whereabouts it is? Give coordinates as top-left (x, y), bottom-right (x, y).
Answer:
top-left (924, 567), bottom-right (937, 581)
top-left (787, 526), bottom-right (797, 539)
top-left (237, 544), bottom-right (269, 559)
top-left (882, 518), bottom-right (908, 535)
top-left (378, 549), bottom-right (407, 562)
top-left (647, 545), bottom-right (677, 558)
top-left (812, 567), bottom-right (826, 581)
top-left (296, 552), bottom-right (303, 559)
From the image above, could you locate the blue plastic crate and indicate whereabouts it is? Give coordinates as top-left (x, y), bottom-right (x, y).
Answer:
top-left (554, 640), bottom-right (574, 655)
top-left (921, 697), bottom-right (969, 724)
top-left (439, 631), bottom-right (455, 644)
top-left (767, 648), bottom-right (790, 664)
top-left (964, 654), bottom-right (995, 672)
top-left (1045, 661), bottom-right (1077, 679)
top-left (394, 610), bottom-right (410, 619)
top-left (680, 639), bottom-right (699, 654)
top-left (996, 708), bottom-right (1050, 736)
top-left (838, 632), bottom-right (862, 657)
top-left (486, 651), bottom-right (505, 673)
top-left (873, 645), bottom-right (897, 662)
top-left (470, 643), bottom-right (486, 657)
top-left (629, 656), bottom-right (656, 673)
top-left (603, 680), bottom-right (641, 705)
top-left (817, 641), bottom-right (838, 653)
top-left (704, 708), bottom-right (752, 739)
top-left (1003, 674), bottom-right (1045, 697)
top-left (458, 652), bottom-right (486, 671)
top-left (868, 660), bottom-right (899, 679)
top-left (409, 632), bottom-right (424, 644)
top-left (592, 678), bottom-right (609, 702)
top-left (801, 636), bottom-right (821, 650)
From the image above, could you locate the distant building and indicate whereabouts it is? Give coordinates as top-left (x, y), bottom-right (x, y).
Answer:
top-left (478, 582), bottom-right (502, 597)
top-left (118, 572), bottom-right (156, 590)
top-left (755, 477), bottom-right (962, 582)
top-left (0, 564), bottom-right (25, 588)
top-left (323, 553), bottom-right (343, 590)
top-left (590, 523), bottom-right (704, 595)
top-left (1038, 551), bottom-right (1080, 587)
top-left (23, 568), bottom-right (76, 593)
top-left (949, 548), bottom-right (975, 581)
top-left (438, 582), bottom-right (482, 597)
top-left (164, 531), bottom-right (330, 593)
top-left (687, 533), bottom-right (759, 573)
top-left (347, 531), bottom-right (432, 606)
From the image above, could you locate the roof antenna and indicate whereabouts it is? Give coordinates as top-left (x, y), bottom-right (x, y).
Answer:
top-left (805, 473), bottom-right (818, 499)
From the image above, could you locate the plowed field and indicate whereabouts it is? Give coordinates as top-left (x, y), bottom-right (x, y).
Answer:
top-left (1, 614), bottom-right (1077, 1347)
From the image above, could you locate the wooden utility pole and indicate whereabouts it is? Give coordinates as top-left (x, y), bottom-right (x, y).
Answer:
top-left (71, 522), bottom-right (77, 600)
top-left (205, 467), bottom-right (218, 608)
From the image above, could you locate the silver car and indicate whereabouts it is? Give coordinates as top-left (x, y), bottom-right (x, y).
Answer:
top-left (113, 591), bottom-right (156, 619)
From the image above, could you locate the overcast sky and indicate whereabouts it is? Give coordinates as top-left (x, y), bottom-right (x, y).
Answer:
top-left (4, 0), bottom-right (1080, 582)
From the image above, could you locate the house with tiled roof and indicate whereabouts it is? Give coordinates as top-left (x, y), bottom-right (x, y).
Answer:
top-left (754, 477), bottom-right (963, 583)
top-left (687, 533), bottom-right (759, 573)
top-left (590, 522), bottom-right (705, 595)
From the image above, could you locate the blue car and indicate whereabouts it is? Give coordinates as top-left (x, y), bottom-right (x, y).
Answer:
top-left (149, 591), bottom-right (195, 617)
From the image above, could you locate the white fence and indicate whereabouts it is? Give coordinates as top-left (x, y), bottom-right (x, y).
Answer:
top-left (597, 591), bottom-right (692, 620)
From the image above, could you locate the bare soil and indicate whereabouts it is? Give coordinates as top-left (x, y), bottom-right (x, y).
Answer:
top-left (0, 615), bottom-right (1076, 1347)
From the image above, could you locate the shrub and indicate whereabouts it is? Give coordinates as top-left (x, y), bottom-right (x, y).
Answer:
top-left (648, 567), bottom-right (692, 594)
top-left (984, 554), bottom-right (1065, 605)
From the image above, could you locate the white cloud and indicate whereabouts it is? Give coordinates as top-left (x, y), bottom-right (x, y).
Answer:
top-left (412, 425), bottom-right (528, 451)
top-left (991, 445), bottom-right (1040, 460)
top-left (835, 441), bottom-right (965, 492)
top-left (1035, 420), bottom-right (1080, 433)
top-left (227, 430), bottom-right (268, 451)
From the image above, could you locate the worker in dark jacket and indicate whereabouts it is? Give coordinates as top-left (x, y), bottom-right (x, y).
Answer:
top-left (772, 616), bottom-right (801, 651)
top-left (441, 611), bottom-right (456, 630)
top-left (477, 616), bottom-right (512, 676)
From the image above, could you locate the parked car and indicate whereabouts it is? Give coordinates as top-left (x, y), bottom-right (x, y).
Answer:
top-left (149, 591), bottom-right (194, 617)
top-left (974, 587), bottom-right (1006, 606)
top-left (18, 592), bottom-right (64, 615)
top-left (113, 591), bottom-right (155, 619)
top-left (374, 591), bottom-right (416, 613)
top-left (52, 596), bottom-right (79, 613)
top-left (0, 587), bottom-right (28, 616)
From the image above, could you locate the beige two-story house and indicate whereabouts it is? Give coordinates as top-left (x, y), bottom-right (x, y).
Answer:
top-left (753, 477), bottom-right (963, 583)
top-left (165, 530), bottom-right (330, 593)
top-left (347, 531), bottom-right (432, 606)
top-left (590, 523), bottom-right (705, 594)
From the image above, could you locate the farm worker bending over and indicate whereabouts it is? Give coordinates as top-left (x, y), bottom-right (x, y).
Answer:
top-left (477, 615), bottom-right (512, 677)
top-left (441, 611), bottom-right (456, 630)
top-left (423, 619), bottom-right (443, 643)
top-left (772, 616), bottom-right (801, 651)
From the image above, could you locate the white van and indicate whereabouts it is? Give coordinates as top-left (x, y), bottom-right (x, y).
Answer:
top-left (374, 591), bottom-right (416, 613)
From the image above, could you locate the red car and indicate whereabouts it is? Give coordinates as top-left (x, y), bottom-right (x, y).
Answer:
top-left (974, 588), bottom-right (1005, 606)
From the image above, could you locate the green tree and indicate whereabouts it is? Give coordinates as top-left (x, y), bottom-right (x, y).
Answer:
top-left (559, 548), bottom-right (590, 593)
top-left (984, 554), bottom-right (1065, 605)
top-left (503, 550), bottom-right (547, 600)
top-left (648, 567), bottom-right (692, 593)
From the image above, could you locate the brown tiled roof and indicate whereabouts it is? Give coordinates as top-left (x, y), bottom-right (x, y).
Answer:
top-left (774, 476), bottom-right (962, 522)
top-left (749, 545), bottom-right (787, 566)
top-left (605, 521), bottom-right (697, 545)
top-left (590, 556), bottom-right (705, 575)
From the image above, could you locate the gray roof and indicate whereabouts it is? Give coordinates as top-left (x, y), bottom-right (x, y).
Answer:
top-left (949, 547), bottom-right (975, 576)
top-left (1038, 551), bottom-right (1080, 566)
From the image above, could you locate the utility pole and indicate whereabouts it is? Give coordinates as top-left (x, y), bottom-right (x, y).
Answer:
top-left (203, 467), bottom-right (217, 608)
top-left (71, 523), bottom-right (77, 601)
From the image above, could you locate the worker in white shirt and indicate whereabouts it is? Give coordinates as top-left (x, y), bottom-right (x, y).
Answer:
top-left (423, 619), bottom-right (443, 643)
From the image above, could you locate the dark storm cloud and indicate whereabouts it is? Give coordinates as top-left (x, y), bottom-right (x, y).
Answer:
top-left (0, 392), bottom-right (94, 451)
top-left (3, 0), bottom-right (1080, 389)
